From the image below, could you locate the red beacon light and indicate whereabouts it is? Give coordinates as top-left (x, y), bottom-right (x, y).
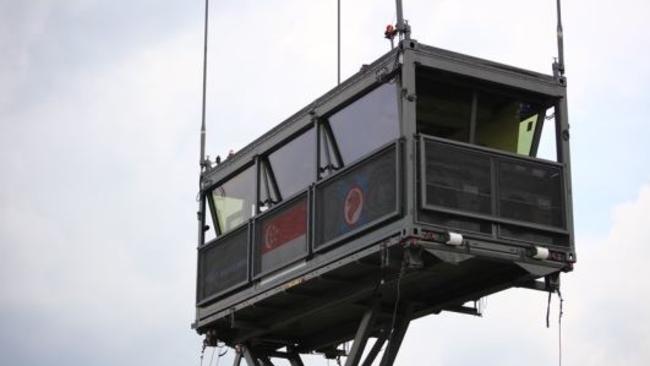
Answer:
top-left (384, 24), bottom-right (397, 40)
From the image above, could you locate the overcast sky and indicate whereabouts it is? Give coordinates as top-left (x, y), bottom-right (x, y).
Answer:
top-left (1, 1), bottom-right (649, 365)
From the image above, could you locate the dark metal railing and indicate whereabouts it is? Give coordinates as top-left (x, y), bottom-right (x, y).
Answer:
top-left (198, 141), bottom-right (402, 304)
top-left (418, 134), bottom-right (569, 247)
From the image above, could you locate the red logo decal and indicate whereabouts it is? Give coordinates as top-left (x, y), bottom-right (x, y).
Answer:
top-left (261, 200), bottom-right (307, 254)
top-left (344, 186), bottom-right (364, 226)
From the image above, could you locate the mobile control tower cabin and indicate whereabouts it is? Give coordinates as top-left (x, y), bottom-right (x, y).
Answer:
top-left (193, 36), bottom-right (574, 365)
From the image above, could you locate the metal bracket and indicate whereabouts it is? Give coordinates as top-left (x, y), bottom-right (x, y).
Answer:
top-left (517, 273), bottom-right (561, 293)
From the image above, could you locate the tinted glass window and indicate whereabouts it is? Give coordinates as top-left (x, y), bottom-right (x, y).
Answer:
top-left (328, 83), bottom-right (399, 165)
top-left (268, 129), bottom-right (315, 199)
top-left (211, 166), bottom-right (256, 234)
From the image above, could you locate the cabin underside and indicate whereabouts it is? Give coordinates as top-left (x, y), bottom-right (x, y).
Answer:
top-left (196, 235), bottom-right (565, 353)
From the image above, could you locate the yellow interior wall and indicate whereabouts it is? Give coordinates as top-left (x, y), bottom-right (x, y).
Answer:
top-left (517, 115), bottom-right (538, 155)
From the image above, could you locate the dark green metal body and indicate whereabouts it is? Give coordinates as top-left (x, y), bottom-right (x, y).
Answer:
top-left (194, 40), bottom-right (574, 360)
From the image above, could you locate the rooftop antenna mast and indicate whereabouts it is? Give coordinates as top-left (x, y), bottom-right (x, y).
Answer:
top-left (395, 0), bottom-right (411, 40)
top-left (199, 0), bottom-right (210, 172)
top-left (553, 0), bottom-right (566, 79)
top-left (385, 0), bottom-right (411, 48)
top-left (337, 0), bottom-right (341, 85)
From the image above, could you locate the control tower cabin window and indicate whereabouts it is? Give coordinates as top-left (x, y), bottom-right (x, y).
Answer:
top-left (416, 67), bottom-right (557, 161)
top-left (260, 128), bottom-right (315, 212)
top-left (210, 165), bottom-right (256, 236)
top-left (323, 82), bottom-right (400, 170)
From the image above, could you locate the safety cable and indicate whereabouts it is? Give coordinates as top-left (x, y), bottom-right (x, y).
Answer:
top-left (214, 344), bottom-right (227, 366)
top-left (200, 343), bottom-right (207, 366)
top-left (545, 290), bottom-right (552, 328)
top-left (557, 289), bottom-right (564, 366)
top-left (545, 289), bottom-right (565, 366)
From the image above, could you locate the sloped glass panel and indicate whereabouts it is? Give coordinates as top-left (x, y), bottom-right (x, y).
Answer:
top-left (211, 166), bottom-right (256, 235)
top-left (268, 129), bottom-right (315, 200)
top-left (328, 83), bottom-right (399, 165)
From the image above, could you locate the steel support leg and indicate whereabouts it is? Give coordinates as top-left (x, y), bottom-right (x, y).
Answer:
top-left (345, 304), bottom-right (379, 366)
top-left (378, 305), bottom-right (413, 366)
top-left (361, 336), bottom-right (387, 366)
top-left (258, 355), bottom-right (275, 366)
top-left (241, 346), bottom-right (258, 366)
top-left (288, 353), bottom-right (305, 366)
top-left (233, 349), bottom-right (243, 366)
top-left (241, 345), bottom-right (268, 366)
top-left (239, 345), bottom-right (300, 366)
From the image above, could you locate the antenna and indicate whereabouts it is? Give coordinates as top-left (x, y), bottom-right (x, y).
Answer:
top-left (199, 0), bottom-right (209, 171)
top-left (553, 0), bottom-right (565, 78)
top-left (337, 0), bottom-right (341, 85)
top-left (395, 0), bottom-right (411, 40)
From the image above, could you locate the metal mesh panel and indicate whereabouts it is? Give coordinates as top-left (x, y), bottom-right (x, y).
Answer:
top-left (424, 141), bottom-right (491, 215)
top-left (499, 225), bottom-right (569, 247)
top-left (418, 210), bottom-right (492, 235)
top-left (254, 196), bottom-right (308, 276)
top-left (199, 227), bottom-right (248, 302)
top-left (498, 160), bottom-right (564, 228)
top-left (316, 147), bottom-right (397, 248)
